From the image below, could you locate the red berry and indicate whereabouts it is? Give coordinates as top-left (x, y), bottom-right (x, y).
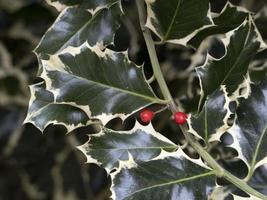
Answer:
top-left (174, 112), bottom-right (187, 125)
top-left (140, 109), bottom-right (154, 123)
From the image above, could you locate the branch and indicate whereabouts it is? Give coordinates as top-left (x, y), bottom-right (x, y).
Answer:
top-left (135, 1), bottom-right (267, 199)
top-left (135, 0), bottom-right (175, 109)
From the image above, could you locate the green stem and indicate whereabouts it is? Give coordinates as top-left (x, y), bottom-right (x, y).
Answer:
top-left (136, 1), bottom-right (267, 199)
top-left (136, 0), bottom-right (175, 110)
top-left (145, 31), bottom-right (173, 104)
top-left (182, 128), bottom-right (267, 199)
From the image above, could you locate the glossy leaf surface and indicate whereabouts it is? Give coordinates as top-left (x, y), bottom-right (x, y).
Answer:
top-left (189, 88), bottom-right (232, 143)
top-left (24, 82), bottom-right (90, 132)
top-left (49, 0), bottom-right (119, 10)
top-left (79, 123), bottom-right (177, 173)
top-left (41, 43), bottom-right (164, 125)
top-left (145, 0), bottom-right (212, 45)
top-left (189, 3), bottom-right (248, 48)
top-left (111, 152), bottom-right (215, 200)
top-left (35, 2), bottom-right (122, 56)
top-left (228, 77), bottom-right (267, 176)
top-left (196, 19), bottom-right (263, 109)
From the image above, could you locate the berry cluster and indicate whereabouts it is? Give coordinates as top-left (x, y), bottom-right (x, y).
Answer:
top-left (139, 109), bottom-right (187, 125)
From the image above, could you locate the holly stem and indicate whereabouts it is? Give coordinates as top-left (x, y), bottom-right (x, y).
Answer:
top-left (154, 105), bottom-right (168, 114)
top-left (135, 0), bottom-right (176, 110)
top-left (135, 0), bottom-right (267, 199)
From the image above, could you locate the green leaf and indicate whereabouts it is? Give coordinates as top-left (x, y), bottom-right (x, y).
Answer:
top-left (227, 77), bottom-right (267, 178)
top-left (249, 49), bottom-right (267, 83)
top-left (207, 186), bottom-right (233, 200)
top-left (248, 166), bottom-right (267, 197)
top-left (35, 2), bottom-right (122, 56)
top-left (189, 87), bottom-right (233, 143)
top-left (40, 43), bottom-right (165, 125)
top-left (189, 2), bottom-right (249, 48)
top-left (188, 72), bottom-right (252, 143)
top-left (47, 0), bottom-right (119, 11)
top-left (233, 194), bottom-right (261, 200)
top-left (196, 18), bottom-right (264, 110)
top-left (210, 186), bottom-right (262, 200)
top-left (78, 122), bottom-right (178, 173)
top-left (24, 82), bottom-right (91, 132)
top-left (145, 0), bottom-right (212, 45)
top-left (111, 151), bottom-right (215, 200)
top-left (255, 6), bottom-right (267, 41)
top-left (0, 43), bottom-right (28, 106)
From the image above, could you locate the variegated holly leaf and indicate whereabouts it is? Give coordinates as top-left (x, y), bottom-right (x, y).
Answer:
top-left (196, 18), bottom-right (264, 110)
top-left (255, 6), bottom-right (267, 40)
top-left (145, 0), bottom-right (213, 45)
top-left (47, 0), bottom-right (119, 11)
top-left (227, 77), bottom-right (267, 179)
top-left (111, 150), bottom-right (215, 200)
top-left (248, 165), bottom-right (267, 196)
top-left (188, 73), bottom-right (252, 143)
top-left (189, 2), bottom-right (249, 48)
top-left (78, 122), bottom-right (178, 173)
top-left (249, 49), bottom-right (267, 83)
top-left (233, 195), bottom-right (262, 200)
top-left (188, 87), bottom-right (233, 143)
top-left (40, 43), bottom-right (165, 125)
top-left (0, 43), bottom-right (29, 106)
top-left (210, 186), bottom-right (263, 200)
top-left (249, 8), bottom-right (267, 83)
top-left (35, 2), bottom-right (122, 56)
top-left (24, 82), bottom-right (91, 132)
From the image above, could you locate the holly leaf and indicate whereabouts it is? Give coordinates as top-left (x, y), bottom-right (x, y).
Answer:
top-left (188, 73), bottom-right (252, 143)
top-left (196, 18), bottom-right (264, 110)
top-left (210, 186), bottom-right (263, 200)
top-left (24, 82), bottom-right (91, 132)
top-left (40, 43), bottom-right (165, 125)
top-left (145, 0), bottom-right (213, 45)
top-left (248, 165), bottom-right (267, 196)
top-left (232, 194), bottom-right (262, 200)
top-left (227, 77), bottom-right (267, 179)
top-left (35, 2), bottom-right (122, 56)
top-left (111, 150), bottom-right (215, 200)
top-left (189, 2), bottom-right (249, 48)
top-left (249, 49), bottom-right (267, 83)
top-left (78, 122), bottom-right (178, 173)
top-left (188, 87), bottom-right (234, 143)
top-left (255, 6), bottom-right (267, 40)
top-left (0, 43), bottom-right (29, 106)
top-left (47, 0), bottom-right (120, 11)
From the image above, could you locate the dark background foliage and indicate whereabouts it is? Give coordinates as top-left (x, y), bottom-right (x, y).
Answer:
top-left (0, 0), bottom-right (266, 199)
